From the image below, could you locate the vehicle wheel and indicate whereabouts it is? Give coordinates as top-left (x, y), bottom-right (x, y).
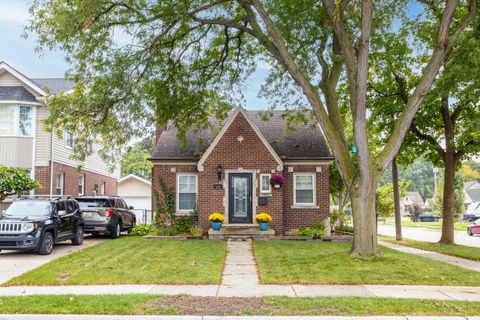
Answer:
top-left (110, 222), bottom-right (121, 239)
top-left (72, 226), bottom-right (85, 245)
top-left (468, 228), bottom-right (473, 236)
top-left (38, 232), bottom-right (54, 255)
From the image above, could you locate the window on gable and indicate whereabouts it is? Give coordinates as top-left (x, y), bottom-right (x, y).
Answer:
top-left (294, 174), bottom-right (316, 205)
top-left (177, 174), bottom-right (197, 212)
top-left (260, 174), bottom-right (271, 194)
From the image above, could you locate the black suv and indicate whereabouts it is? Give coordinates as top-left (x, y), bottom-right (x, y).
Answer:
top-left (75, 196), bottom-right (136, 238)
top-left (0, 196), bottom-right (85, 255)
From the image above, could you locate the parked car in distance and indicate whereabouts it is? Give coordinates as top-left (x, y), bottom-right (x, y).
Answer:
top-left (0, 196), bottom-right (84, 255)
top-left (76, 196), bottom-right (136, 238)
top-left (467, 218), bottom-right (480, 236)
top-left (416, 213), bottom-right (441, 222)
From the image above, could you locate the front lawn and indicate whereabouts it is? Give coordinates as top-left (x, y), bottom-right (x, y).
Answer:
top-left (6, 238), bottom-right (225, 285)
top-left (0, 295), bottom-right (479, 316)
top-left (382, 217), bottom-right (470, 232)
top-left (253, 241), bottom-right (480, 286)
top-left (380, 235), bottom-right (480, 261)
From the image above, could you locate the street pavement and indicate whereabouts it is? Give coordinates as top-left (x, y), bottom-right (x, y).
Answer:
top-left (377, 225), bottom-right (480, 247)
top-left (0, 236), bottom-right (104, 284)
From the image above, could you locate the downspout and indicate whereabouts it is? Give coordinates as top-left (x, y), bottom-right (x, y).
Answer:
top-left (49, 130), bottom-right (54, 195)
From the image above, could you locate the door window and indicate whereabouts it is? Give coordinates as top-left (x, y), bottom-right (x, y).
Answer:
top-left (55, 202), bottom-right (65, 213)
top-left (66, 201), bottom-right (76, 214)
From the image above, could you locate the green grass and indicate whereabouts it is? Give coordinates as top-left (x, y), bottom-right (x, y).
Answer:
top-left (382, 217), bottom-right (470, 232)
top-left (6, 238), bottom-right (226, 285)
top-left (380, 235), bottom-right (480, 261)
top-left (253, 241), bottom-right (480, 286)
top-left (0, 295), bottom-right (479, 316)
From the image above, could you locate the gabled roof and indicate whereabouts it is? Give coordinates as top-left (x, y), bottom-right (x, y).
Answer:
top-left (118, 174), bottom-right (152, 185)
top-left (466, 188), bottom-right (480, 203)
top-left (0, 61), bottom-right (75, 97)
top-left (197, 108), bottom-right (283, 171)
top-left (404, 191), bottom-right (424, 205)
top-left (0, 61), bottom-right (47, 96)
top-left (0, 86), bottom-right (37, 102)
top-left (465, 180), bottom-right (480, 191)
top-left (151, 109), bottom-right (332, 163)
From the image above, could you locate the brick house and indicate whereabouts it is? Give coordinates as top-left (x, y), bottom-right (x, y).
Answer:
top-left (0, 61), bottom-right (119, 207)
top-left (150, 108), bottom-right (333, 236)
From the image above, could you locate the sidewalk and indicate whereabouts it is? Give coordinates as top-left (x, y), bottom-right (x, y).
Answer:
top-left (2, 239), bottom-right (480, 301)
top-left (379, 240), bottom-right (480, 272)
top-left (0, 315), bottom-right (479, 320)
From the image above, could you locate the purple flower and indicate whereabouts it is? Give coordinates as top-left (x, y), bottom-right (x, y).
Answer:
top-left (270, 175), bottom-right (285, 186)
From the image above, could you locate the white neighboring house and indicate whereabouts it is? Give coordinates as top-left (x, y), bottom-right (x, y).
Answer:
top-left (118, 174), bottom-right (152, 223)
top-left (400, 191), bottom-right (424, 215)
top-left (0, 61), bottom-right (120, 209)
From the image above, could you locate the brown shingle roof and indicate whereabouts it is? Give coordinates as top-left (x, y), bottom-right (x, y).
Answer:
top-left (151, 110), bottom-right (332, 161)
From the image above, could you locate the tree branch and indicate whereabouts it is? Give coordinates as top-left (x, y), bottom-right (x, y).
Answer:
top-left (410, 122), bottom-right (446, 159)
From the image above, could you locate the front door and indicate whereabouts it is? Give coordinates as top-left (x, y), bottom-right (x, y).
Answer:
top-left (228, 173), bottom-right (253, 224)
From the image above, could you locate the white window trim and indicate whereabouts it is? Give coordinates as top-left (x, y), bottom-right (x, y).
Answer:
top-left (65, 132), bottom-right (74, 149)
top-left (176, 173), bottom-right (198, 214)
top-left (260, 174), bottom-right (272, 194)
top-left (0, 104), bottom-right (35, 137)
top-left (79, 174), bottom-right (85, 195)
top-left (56, 173), bottom-right (64, 195)
top-left (293, 173), bottom-right (317, 207)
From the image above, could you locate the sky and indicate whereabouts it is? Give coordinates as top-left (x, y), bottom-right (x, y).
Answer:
top-left (0, 0), bottom-right (270, 109)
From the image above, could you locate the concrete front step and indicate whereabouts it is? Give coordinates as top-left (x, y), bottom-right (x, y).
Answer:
top-left (208, 224), bottom-right (275, 240)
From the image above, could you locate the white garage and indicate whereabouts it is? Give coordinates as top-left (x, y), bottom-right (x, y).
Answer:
top-left (117, 174), bottom-right (152, 223)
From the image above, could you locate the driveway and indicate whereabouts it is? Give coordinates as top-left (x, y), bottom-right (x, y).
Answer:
top-left (0, 236), bottom-right (104, 284)
top-left (378, 225), bottom-right (480, 247)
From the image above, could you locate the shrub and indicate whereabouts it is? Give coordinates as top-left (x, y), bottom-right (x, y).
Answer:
top-left (155, 226), bottom-right (177, 236)
top-left (190, 226), bottom-right (204, 237)
top-left (298, 222), bottom-right (326, 238)
top-left (175, 215), bottom-right (194, 234)
top-left (335, 225), bottom-right (354, 233)
top-left (208, 212), bottom-right (224, 223)
top-left (129, 224), bottom-right (155, 236)
top-left (256, 212), bottom-right (272, 223)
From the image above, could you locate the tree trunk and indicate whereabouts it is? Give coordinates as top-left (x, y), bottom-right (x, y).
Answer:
top-left (439, 152), bottom-right (456, 244)
top-left (392, 157), bottom-right (402, 241)
top-left (350, 181), bottom-right (380, 256)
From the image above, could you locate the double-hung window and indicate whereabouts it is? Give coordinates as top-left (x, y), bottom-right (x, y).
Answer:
top-left (294, 173), bottom-right (316, 206)
top-left (78, 174), bottom-right (85, 195)
top-left (56, 173), bottom-right (64, 195)
top-left (19, 106), bottom-right (33, 136)
top-left (260, 174), bottom-right (271, 194)
top-left (177, 174), bottom-right (197, 212)
top-left (65, 132), bottom-right (74, 148)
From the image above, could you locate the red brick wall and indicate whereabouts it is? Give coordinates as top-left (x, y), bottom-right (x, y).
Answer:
top-left (35, 162), bottom-right (117, 197)
top-left (283, 164), bottom-right (330, 233)
top-left (150, 112), bottom-right (330, 235)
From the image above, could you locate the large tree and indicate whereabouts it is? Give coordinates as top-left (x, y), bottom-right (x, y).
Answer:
top-left (0, 166), bottom-right (40, 202)
top-left (28, 0), bottom-right (478, 256)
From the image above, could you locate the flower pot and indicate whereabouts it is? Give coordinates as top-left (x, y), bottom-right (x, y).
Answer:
top-left (259, 222), bottom-right (269, 231)
top-left (212, 222), bottom-right (222, 231)
top-left (273, 184), bottom-right (281, 189)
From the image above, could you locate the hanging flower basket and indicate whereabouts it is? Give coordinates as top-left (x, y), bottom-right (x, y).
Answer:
top-left (270, 175), bottom-right (285, 188)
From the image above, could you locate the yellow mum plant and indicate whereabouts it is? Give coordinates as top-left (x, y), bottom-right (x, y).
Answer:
top-left (256, 212), bottom-right (272, 224)
top-left (208, 212), bottom-right (224, 223)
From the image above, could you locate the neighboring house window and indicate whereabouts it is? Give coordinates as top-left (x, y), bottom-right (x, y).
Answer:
top-left (260, 174), bottom-right (271, 194)
top-left (56, 173), bottom-right (64, 195)
top-left (0, 106), bottom-right (16, 135)
top-left (19, 106), bottom-right (33, 136)
top-left (86, 140), bottom-right (93, 155)
top-left (65, 132), bottom-right (74, 148)
top-left (294, 173), bottom-right (316, 205)
top-left (99, 182), bottom-right (106, 195)
top-left (78, 174), bottom-right (85, 195)
top-left (177, 174), bottom-right (197, 212)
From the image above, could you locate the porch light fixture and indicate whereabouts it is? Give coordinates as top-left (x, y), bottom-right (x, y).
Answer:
top-left (217, 164), bottom-right (222, 181)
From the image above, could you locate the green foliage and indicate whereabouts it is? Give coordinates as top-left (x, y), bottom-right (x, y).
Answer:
top-left (375, 180), bottom-right (409, 218)
top-left (121, 139), bottom-right (155, 179)
top-left (129, 224), bottom-right (155, 236)
top-left (0, 166), bottom-right (41, 202)
top-left (462, 164), bottom-right (480, 181)
top-left (298, 222), bottom-right (326, 238)
top-left (335, 225), bottom-right (354, 233)
top-left (190, 226), bottom-right (204, 237)
top-left (175, 215), bottom-right (194, 234)
top-left (154, 226), bottom-right (177, 236)
top-left (153, 177), bottom-right (176, 228)
top-left (433, 171), bottom-right (465, 215)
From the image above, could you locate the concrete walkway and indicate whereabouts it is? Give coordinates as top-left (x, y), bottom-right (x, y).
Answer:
top-left (380, 241), bottom-right (480, 272)
top-left (0, 315), bottom-right (479, 320)
top-left (0, 237), bottom-right (104, 284)
top-left (1, 283), bottom-right (480, 301)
